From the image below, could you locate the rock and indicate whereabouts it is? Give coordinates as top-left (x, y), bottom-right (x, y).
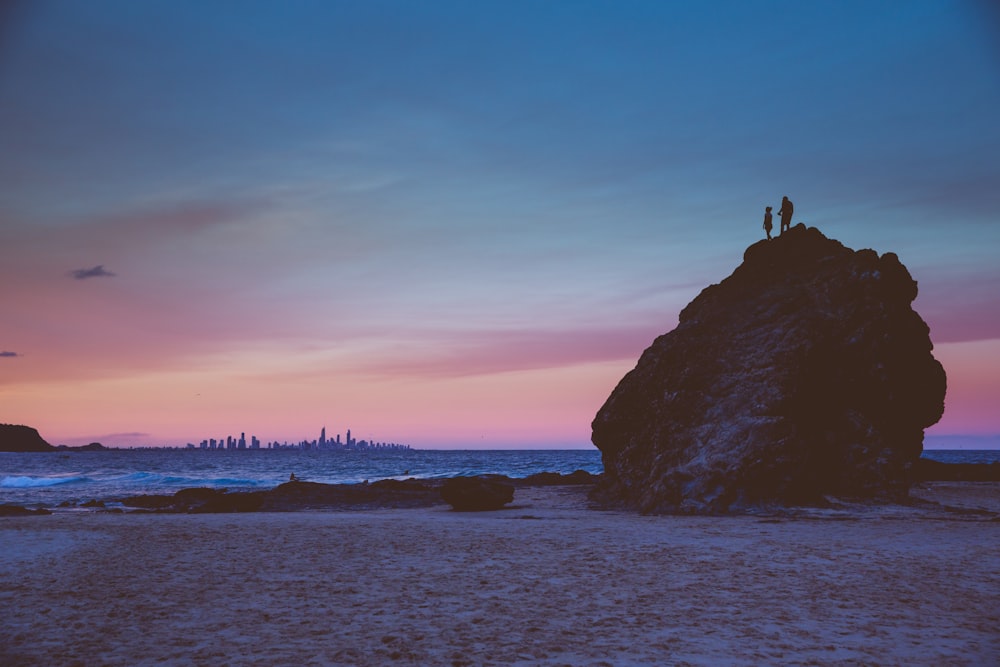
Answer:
top-left (117, 479), bottom-right (445, 513)
top-left (117, 488), bottom-right (266, 513)
top-left (0, 504), bottom-right (52, 517)
top-left (262, 479), bottom-right (441, 511)
top-left (118, 493), bottom-right (178, 510)
top-left (592, 225), bottom-right (946, 513)
top-left (192, 491), bottom-right (265, 513)
top-left (0, 424), bottom-right (55, 452)
top-left (440, 476), bottom-right (515, 511)
top-left (161, 488), bottom-right (261, 513)
top-left (173, 487), bottom-right (224, 504)
top-left (518, 470), bottom-right (599, 486)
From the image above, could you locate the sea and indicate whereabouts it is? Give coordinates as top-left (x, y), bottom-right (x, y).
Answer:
top-left (0, 448), bottom-right (604, 509)
top-left (1, 448), bottom-right (997, 510)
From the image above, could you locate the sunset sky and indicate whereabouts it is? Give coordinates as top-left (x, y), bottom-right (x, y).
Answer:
top-left (2, 1), bottom-right (998, 448)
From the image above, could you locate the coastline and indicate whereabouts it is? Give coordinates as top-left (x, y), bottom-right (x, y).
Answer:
top-left (2, 450), bottom-right (995, 515)
top-left (3, 456), bottom-right (997, 516)
top-left (2, 483), bottom-right (997, 666)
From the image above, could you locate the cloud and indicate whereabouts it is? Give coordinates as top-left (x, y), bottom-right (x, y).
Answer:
top-left (344, 324), bottom-right (662, 379)
top-left (95, 431), bottom-right (150, 439)
top-left (69, 265), bottom-right (116, 280)
top-left (0, 351), bottom-right (19, 358)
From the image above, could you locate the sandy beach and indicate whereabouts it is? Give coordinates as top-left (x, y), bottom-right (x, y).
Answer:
top-left (2, 483), bottom-right (998, 666)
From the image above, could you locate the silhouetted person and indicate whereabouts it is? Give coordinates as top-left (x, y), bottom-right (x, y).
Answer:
top-left (289, 472), bottom-right (297, 482)
top-left (763, 206), bottom-right (773, 240)
top-left (778, 196), bottom-right (793, 234)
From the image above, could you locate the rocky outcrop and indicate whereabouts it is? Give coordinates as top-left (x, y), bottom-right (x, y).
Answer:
top-left (515, 470), bottom-right (599, 486)
top-left (0, 424), bottom-right (55, 452)
top-left (440, 476), bottom-right (515, 511)
top-left (117, 479), bottom-right (443, 513)
top-left (592, 224), bottom-right (946, 513)
top-left (119, 488), bottom-right (266, 513)
top-left (0, 504), bottom-right (52, 517)
top-left (110, 473), bottom-right (592, 514)
top-left (263, 479), bottom-right (441, 511)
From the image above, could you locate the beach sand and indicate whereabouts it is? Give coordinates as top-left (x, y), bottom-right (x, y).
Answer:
top-left (2, 483), bottom-right (998, 666)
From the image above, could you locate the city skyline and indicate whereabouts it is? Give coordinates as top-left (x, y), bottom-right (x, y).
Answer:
top-left (189, 426), bottom-right (410, 451)
top-left (2, 2), bottom-right (998, 448)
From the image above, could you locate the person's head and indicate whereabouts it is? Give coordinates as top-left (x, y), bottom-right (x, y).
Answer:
top-left (766, 206), bottom-right (772, 212)
top-left (782, 196), bottom-right (789, 202)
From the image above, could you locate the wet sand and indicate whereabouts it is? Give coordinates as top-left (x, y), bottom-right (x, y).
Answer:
top-left (2, 483), bottom-right (998, 666)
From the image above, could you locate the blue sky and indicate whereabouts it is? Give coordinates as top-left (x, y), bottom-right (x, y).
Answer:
top-left (1, 1), bottom-right (998, 447)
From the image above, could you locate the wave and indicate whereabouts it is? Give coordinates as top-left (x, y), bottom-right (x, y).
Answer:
top-left (1, 475), bottom-right (89, 488)
top-left (0, 450), bottom-right (604, 507)
top-left (110, 472), bottom-right (266, 488)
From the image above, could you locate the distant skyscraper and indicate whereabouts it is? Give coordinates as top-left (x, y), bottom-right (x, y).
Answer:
top-left (320, 427), bottom-right (326, 447)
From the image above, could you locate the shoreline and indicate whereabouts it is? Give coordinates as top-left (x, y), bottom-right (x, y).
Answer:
top-left (2, 483), bottom-right (997, 666)
top-left (2, 470), bottom-right (600, 515)
top-left (3, 461), bottom-right (1000, 517)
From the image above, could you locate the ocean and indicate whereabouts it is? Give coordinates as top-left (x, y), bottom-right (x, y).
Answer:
top-left (1, 448), bottom-right (996, 510)
top-left (0, 448), bottom-right (604, 509)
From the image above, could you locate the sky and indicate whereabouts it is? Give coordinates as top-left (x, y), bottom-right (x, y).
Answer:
top-left (1, 1), bottom-right (998, 449)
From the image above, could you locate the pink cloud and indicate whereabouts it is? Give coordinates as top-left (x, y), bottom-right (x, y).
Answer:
top-left (0, 198), bottom-right (300, 386)
top-left (342, 323), bottom-right (666, 379)
top-left (914, 266), bottom-right (1000, 344)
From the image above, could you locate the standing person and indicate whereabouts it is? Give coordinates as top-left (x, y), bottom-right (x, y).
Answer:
top-left (763, 206), bottom-right (773, 240)
top-left (778, 196), bottom-right (794, 234)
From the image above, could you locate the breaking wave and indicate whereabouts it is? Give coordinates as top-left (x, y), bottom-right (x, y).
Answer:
top-left (1, 475), bottom-right (88, 488)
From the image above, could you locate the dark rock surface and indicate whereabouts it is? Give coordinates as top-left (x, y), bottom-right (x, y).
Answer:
top-left (0, 504), bottom-right (52, 517)
top-left (0, 424), bottom-right (55, 452)
top-left (440, 476), bottom-right (515, 511)
top-left (116, 479), bottom-right (443, 513)
top-left (592, 225), bottom-right (946, 513)
top-left (118, 488), bottom-right (265, 513)
top-left (262, 479), bottom-right (442, 511)
top-left (111, 473), bottom-right (595, 514)
top-left (515, 470), bottom-right (599, 487)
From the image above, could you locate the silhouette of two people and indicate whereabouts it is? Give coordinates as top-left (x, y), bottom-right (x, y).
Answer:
top-left (762, 196), bottom-right (794, 239)
top-left (777, 196), bottom-right (793, 234)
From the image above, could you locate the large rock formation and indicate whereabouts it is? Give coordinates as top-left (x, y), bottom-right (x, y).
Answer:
top-left (0, 424), bottom-right (55, 452)
top-left (592, 224), bottom-right (946, 513)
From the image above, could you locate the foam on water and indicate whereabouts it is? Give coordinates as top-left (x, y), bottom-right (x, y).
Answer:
top-left (0, 447), bottom-right (582, 507)
top-left (1, 475), bottom-right (89, 488)
top-left (112, 471), bottom-right (265, 488)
